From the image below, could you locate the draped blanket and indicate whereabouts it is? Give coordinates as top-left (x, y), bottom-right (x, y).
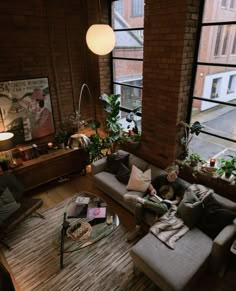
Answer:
top-left (150, 206), bottom-right (189, 249)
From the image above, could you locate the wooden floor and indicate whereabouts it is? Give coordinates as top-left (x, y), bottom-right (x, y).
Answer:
top-left (2, 167), bottom-right (236, 291)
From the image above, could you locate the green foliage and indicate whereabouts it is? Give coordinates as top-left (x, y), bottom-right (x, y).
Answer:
top-left (84, 133), bottom-right (107, 163)
top-left (54, 129), bottom-right (68, 144)
top-left (100, 93), bottom-right (122, 146)
top-left (185, 152), bottom-right (205, 166)
top-left (216, 155), bottom-right (236, 177)
top-left (179, 121), bottom-right (204, 159)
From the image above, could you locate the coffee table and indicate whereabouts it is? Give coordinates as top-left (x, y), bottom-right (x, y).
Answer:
top-left (60, 191), bottom-right (119, 269)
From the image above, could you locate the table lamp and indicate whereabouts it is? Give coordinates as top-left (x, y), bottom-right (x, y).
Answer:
top-left (0, 132), bottom-right (14, 171)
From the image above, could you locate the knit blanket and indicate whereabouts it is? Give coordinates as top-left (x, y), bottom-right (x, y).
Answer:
top-left (150, 206), bottom-right (189, 249)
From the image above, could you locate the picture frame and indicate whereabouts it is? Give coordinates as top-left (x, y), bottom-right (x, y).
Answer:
top-left (0, 77), bottom-right (55, 145)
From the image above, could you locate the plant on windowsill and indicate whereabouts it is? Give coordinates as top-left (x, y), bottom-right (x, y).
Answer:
top-left (215, 156), bottom-right (236, 182)
top-left (178, 121), bottom-right (204, 160)
top-left (185, 152), bottom-right (205, 167)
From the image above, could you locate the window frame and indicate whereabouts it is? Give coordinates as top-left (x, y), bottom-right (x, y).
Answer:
top-left (111, 0), bottom-right (144, 120)
top-left (188, 0), bottom-right (236, 145)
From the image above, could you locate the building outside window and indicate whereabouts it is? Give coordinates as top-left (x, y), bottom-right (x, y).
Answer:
top-left (111, 0), bottom-right (144, 130)
top-left (189, 0), bottom-right (236, 160)
top-left (131, 0), bottom-right (144, 17)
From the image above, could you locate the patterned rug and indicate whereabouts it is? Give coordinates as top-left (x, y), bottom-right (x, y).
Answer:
top-left (2, 198), bottom-right (157, 291)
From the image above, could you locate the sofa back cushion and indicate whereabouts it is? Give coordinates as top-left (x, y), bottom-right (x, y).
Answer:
top-left (147, 164), bottom-right (166, 181)
top-left (117, 150), bottom-right (149, 172)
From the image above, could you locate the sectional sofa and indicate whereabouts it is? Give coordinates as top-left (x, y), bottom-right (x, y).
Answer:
top-left (91, 150), bottom-right (236, 291)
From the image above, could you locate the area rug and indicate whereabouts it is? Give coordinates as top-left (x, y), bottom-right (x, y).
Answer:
top-left (2, 197), bottom-right (157, 291)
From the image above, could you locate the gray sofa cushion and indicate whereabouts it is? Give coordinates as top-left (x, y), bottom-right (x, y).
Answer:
top-left (177, 189), bottom-right (203, 228)
top-left (130, 229), bottom-right (213, 291)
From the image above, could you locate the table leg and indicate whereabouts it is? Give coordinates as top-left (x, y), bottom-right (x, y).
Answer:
top-left (60, 213), bottom-right (69, 269)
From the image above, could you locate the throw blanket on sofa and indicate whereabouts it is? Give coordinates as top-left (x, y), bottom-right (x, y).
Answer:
top-left (150, 206), bottom-right (189, 249)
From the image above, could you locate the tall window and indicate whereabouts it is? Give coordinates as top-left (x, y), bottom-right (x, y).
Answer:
top-left (222, 0), bottom-right (227, 7)
top-left (111, 0), bottom-right (144, 131)
top-left (214, 26), bottom-right (222, 56)
top-left (222, 26), bottom-right (229, 55)
top-left (114, 0), bottom-right (123, 16)
top-left (230, 0), bottom-right (235, 9)
top-left (189, 0), bottom-right (236, 160)
top-left (232, 32), bottom-right (236, 53)
top-left (132, 0), bottom-right (144, 17)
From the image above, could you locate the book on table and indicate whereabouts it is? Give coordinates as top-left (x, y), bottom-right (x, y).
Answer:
top-left (67, 196), bottom-right (90, 218)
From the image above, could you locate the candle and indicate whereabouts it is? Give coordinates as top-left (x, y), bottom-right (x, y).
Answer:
top-left (48, 142), bottom-right (53, 149)
top-left (210, 158), bottom-right (216, 167)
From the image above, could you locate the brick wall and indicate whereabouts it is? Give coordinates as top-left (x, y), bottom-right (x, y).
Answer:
top-left (0, 0), bottom-right (201, 168)
top-left (137, 0), bottom-right (200, 168)
top-left (0, 0), bottom-right (102, 138)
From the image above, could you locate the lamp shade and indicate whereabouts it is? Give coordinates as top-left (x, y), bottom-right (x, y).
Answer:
top-left (86, 24), bottom-right (116, 55)
top-left (0, 132), bottom-right (14, 151)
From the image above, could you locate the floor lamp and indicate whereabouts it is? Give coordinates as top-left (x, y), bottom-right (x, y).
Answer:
top-left (68, 84), bottom-right (93, 149)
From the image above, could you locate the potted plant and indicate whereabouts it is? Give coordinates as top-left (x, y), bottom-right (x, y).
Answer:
top-left (185, 152), bottom-right (205, 167)
top-left (100, 93), bottom-right (122, 152)
top-left (216, 156), bottom-right (236, 179)
top-left (54, 129), bottom-right (68, 148)
top-left (178, 121), bottom-right (204, 160)
top-left (85, 133), bottom-right (107, 163)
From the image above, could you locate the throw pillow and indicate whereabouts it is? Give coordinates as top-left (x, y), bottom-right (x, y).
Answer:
top-left (126, 165), bottom-right (151, 193)
top-left (104, 152), bottom-right (129, 174)
top-left (197, 194), bottom-right (236, 239)
top-left (115, 163), bottom-right (131, 184)
top-left (177, 188), bottom-right (203, 228)
top-left (0, 187), bottom-right (20, 224)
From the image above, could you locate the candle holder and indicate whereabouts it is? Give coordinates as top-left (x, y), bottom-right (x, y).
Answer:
top-left (210, 158), bottom-right (216, 167)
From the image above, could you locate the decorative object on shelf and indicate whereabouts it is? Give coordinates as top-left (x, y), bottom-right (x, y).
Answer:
top-left (178, 121), bottom-right (204, 160)
top-left (0, 131), bottom-right (14, 170)
top-left (54, 129), bottom-right (68, 148)
top-left (86, 0), bottom-right (116, 55)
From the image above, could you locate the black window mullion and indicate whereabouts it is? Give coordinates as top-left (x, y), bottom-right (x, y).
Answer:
top-left (193, 96), bottom-right (236, 107)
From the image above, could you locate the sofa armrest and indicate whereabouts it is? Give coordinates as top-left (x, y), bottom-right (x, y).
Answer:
top-left (91, 157), bottom-right (107, 176)
top-left (209, 221), bottom-right (236, 273)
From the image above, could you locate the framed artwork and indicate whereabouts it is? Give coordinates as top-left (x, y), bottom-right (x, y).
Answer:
top-left (0, 77), bottom-right (55, 145)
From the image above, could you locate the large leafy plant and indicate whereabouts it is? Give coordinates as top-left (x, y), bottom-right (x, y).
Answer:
top-left (100, 93), bottom-right (122, 149)
top-left (179, 121), bottom-right (204, 159)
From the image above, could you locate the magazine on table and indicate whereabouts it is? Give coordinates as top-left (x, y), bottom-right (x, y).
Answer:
top-left (87, 207), bottom-right (106, 219)
top-left (75, 196), bottom-right (90, 205)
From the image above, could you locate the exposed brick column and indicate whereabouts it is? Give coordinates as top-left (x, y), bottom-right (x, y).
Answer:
top-left (139, 0), bottom-right (200, 168)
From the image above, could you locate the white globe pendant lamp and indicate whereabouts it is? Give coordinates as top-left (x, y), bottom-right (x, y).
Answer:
top-left (86, 24), bottom-right (116, 56)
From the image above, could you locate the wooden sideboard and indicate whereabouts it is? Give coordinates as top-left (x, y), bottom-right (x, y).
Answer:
top-left (10, 148), bottom-right (88, 192)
